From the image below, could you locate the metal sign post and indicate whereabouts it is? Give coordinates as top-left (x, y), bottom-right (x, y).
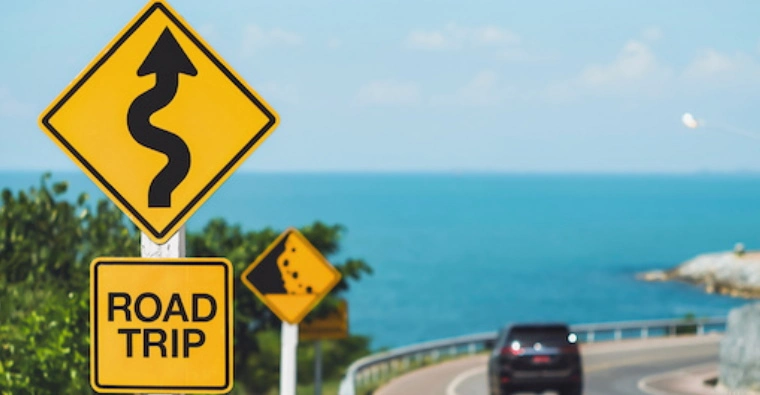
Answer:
top-left (280, 322), bottom-right (299, 395)
top-left (314, 340), bottom-right (323, 395)
top-left (143, 226), bottom-right (185, 395)
top-left (141, 226), bottom-right (185, 259)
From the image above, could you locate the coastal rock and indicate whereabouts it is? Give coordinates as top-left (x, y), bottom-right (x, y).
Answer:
top-left (639, 250), bottom-right (760, 298)
top-left (636, 270), bottom-right (671, 282)
top-left (719, 302), bottom-right (760, 391)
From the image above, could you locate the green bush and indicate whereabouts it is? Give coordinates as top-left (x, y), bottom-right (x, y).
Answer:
top-left (0, 286), bottom-right (90, 395)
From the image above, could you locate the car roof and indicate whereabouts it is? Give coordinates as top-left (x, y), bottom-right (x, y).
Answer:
top-left (501, 322), bottom-right (571, 332)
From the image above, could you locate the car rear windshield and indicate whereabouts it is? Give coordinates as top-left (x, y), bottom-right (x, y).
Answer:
top-left (508, 326), bottom-right (571, 346)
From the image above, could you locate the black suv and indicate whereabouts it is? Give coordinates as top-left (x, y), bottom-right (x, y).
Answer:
top-left (487, 323), bottom-right (583, 395)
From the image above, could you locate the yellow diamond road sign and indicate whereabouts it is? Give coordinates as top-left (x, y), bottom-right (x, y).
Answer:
top-left (241, 228), bottom-right (342, 325)
top-left (38, 0), bottom-right (279, 244)
top-left (90, 258), bottom-right (233, 394)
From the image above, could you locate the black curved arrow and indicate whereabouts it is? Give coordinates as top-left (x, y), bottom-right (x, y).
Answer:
top-left (127, 27), bottom-right (196, 208)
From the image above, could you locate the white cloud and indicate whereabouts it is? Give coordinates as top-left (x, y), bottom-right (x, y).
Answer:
top-left (547, 39), bottom-right (672, 100)
top-left (641, 26), bottom-right (662, 42)
top-left (404, 23), bottom-right (520, 51)
top-left (680, 48), bottom-right (760, 89)
top-left (541, 28), bottom-right (760, 102)
top-left (241, 25), bottom-right (303, 56)
top-left (683, 49), bottom-right (740, 77)
top-left (356, 72), bottom-right (511, 108)
top-left (0, 88), bottom-right (32, 118)
top-left (548, 38), bottom-right (760, 101)
top-left (405, 30), bottom-right (452, 50)
top-left (581, 40), bottom-right (663, 85)
top-left (430, 70), bottom-right (509, 107)
top-left (355, 80), bottom-right (421, 106)
top-left (470, 26), bottom-right (520, 46)
top-left (404, 23), bottom-right (550, 63)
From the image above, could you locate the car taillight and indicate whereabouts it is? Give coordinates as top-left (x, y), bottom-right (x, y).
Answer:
top-left (501, 346), bottom-right (524, 356)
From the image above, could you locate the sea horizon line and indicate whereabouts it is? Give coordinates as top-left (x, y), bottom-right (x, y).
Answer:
top-left (3, 169), bottom-right (760, 177)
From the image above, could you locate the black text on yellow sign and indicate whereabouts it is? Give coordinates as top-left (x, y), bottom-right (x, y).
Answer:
top-left (90, 258), bottom-right (233, 394)
top-left (241, 228), bottom-right (342, 325)
top-left (38, 0), bottom-right (279, 244)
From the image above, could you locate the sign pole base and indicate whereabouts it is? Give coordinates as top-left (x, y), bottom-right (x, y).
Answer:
top-left (315, 340), bottom-right (323, 395)
top-left (280, 322), bottom-right (299, 395)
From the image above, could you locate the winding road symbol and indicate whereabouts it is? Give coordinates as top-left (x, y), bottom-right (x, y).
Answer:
top-left (127, 27), bottom-right (195, 208)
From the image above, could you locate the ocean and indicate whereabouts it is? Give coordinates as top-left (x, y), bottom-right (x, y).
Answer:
top-left (2, 171), bottom-right (756, 350)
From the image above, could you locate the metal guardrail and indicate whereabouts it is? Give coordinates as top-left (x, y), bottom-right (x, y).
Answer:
top-left (337, 316), bottom-right (727, 395)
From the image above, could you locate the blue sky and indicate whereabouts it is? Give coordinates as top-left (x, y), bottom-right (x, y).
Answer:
top-left (3, 0), bottom-right (760, 173)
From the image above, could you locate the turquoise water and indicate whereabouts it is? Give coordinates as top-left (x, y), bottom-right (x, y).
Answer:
top-left (2, 172), bottom-right (756, 349)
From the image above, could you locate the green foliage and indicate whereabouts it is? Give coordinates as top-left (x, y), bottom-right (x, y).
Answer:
top-left (0, 174), bottom-right (374, 394)
top-left (0, 173), bottom-right (137, 394)
top-left (0, 173), bottom-right (138, 287)
top-left (0, 286), bottom-right (90, 395)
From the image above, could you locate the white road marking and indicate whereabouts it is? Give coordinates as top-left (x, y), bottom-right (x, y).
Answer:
top-left (446, 365), bottom-right (487, 395)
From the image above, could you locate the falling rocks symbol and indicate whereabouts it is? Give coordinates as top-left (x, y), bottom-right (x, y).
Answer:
top-left (246, 234), bottom-right (317, 296)
top-left (127, 27), bottom-right (196, 208)
top-left (246, 234), bottom-right (289, 294)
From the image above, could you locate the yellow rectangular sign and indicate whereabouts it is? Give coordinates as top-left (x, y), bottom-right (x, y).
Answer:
top-left (300, 300), bottom-right (349, 341)
top-left (90, 258), bottom-right (233, 394)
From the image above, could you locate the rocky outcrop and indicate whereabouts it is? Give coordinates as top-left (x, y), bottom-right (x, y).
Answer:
top-left (720, 302), bottom-right (760, 392)
top-left (638, 250), bottom-right (760, 298)
top-left (641, 248), bottom-right (760, 392)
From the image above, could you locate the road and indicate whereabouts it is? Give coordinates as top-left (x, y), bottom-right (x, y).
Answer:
top-left (375, 334), bottom-right (722, 395)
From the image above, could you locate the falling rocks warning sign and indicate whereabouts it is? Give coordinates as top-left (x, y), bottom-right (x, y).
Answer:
top-left (241, 228), bottom-right (341, 325)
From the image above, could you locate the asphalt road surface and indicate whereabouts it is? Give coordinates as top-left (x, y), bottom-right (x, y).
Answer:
top-left (375, 334), bottom-right (722, 395)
